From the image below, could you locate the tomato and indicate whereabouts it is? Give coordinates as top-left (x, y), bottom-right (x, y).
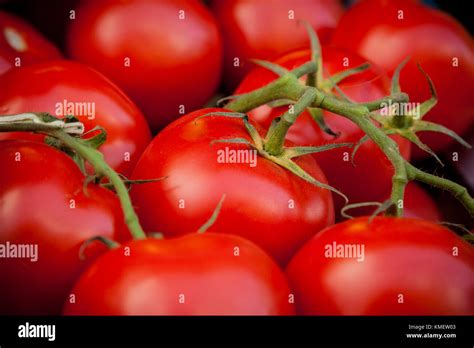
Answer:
top-left (344, 182), bottom-right (442, 222)
top-left (0, 60), bottom-right (151, 176)
top-left (67, 0), bottom-right (222, 131)
top-left (0, 140), bottom-right (128, 315)
top-left (130, 108), bottom-right (334, 265)
top-left (454, 131), bottom-right (474, 192)
top-left (63, 233), bottom-right (294, 315)
top-left (286, 216), bottom-right (474, 315)
top-left (400, 182), bottom-right (442, 222)
top-left (211, 0), bottom-right (344, 89)
top-left (235, 47), bottom-right (411, 216)
top-left (0, 10), bottom-right (61, 75)
top-left (331, 0), bottom-right (474, 158)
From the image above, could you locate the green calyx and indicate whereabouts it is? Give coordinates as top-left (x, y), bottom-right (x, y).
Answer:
top-left (373, 61), bottom-right (471, 167)
top-left (198, 111), bottom-right (351, 204)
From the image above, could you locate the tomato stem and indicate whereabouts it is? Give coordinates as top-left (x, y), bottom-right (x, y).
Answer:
top-left (264, 87), bottom-right (317, 156)
top-left (225, 67), bottom-right (474, 218)
top-left (0, 115), bottom-right (147, 239)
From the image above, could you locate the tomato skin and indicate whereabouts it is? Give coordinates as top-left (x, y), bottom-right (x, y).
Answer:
top-left (331, 0), bottom-right (474, 157)
top-left (0, 11), bottom-right (61, 75)
top-left (130, 108), bottom-right (334, 265)
top-left (401, 182), bottom-right (442, 222)
top-left (211, 0), bottom-right (344, 89)
top-left (67, 0), bottom-right (222, 131)
top-left (0, 141), bottom-right (129, 315)
top-left (345, 182), bottom-right (442, 222)
top-left (286, 217), bottom-right (474, 315)
top-left (235, 48), bottom-right (411, 215)
top-left (0, 60), bottom-right (151, 176)
top-left (63, 233), bottom-right (294, 315)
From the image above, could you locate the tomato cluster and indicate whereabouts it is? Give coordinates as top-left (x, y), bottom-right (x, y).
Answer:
top-left (0, 0), bottom-right (472, 316)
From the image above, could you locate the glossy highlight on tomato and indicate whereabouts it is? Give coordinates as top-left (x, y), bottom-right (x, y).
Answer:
top-left (130, 108), bottom-right (334, 265)
top-left (0, 10), bottom-right (61, 75)
top-left (0, 140), bottom-right (129, 315)
top-left (63, 233), bottom-right (295, 315)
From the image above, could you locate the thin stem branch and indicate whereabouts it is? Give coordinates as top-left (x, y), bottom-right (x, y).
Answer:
top-left (0, 118), bottom-right (147, 239)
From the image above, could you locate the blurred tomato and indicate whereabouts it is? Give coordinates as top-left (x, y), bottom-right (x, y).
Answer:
top-left (0, 60), bottom-right (151, 175)
top-left (0, 10), bottom-right (61, 75)
top-left (401, 182), bottom-right (442, 221)
top-left (211, 0), bottom-right (344, 89)
top-left (332, 0), bottom-right (474, 158)
top-left (67, 0), bottom-right (222, 131)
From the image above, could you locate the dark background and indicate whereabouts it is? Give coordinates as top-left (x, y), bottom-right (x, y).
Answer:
top-left (1, 0), bottom-right (473, 50)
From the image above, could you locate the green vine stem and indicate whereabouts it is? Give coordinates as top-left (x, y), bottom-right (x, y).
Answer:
top-left (406, 163), bottom-right (473, 212)
top-left (265, 87), bottom-right (317, 155)
top-left (0, 113), bottom-right (147, 239)
top-left (225, 70), bottom-right (474, 218)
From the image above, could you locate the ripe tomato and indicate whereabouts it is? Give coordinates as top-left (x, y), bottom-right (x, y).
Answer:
top-left (0, 10), bottom-right (61, 75)
top-left (399, 182), bottom-right (442, 222)
top-left (286, 216), bottom-right (474, 315)
top-left (235, 47), bottom-right (411, 216)
top-left (211, 0), bottom-right (344, 89)
top-left (345, 182), bottom-right (442, 222)
top-left (331, 0), bottom-right (474, 157)
top-left (0, 60), bottom-right (151, 176)
top-left (67, 0), bottom-right (222, 131)
top-left (454, 131), bottom-right (474, 192)
top-left (63, 233), bottom-right (294, 315)
top-left (130, 108), bottom-right (334, 265)
top-left (0, 140), bottom-right (128, 315)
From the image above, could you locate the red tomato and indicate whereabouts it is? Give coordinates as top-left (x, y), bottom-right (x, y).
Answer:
top-left (130, 108), bottom-right (334, 265)
top-left (67, 0), bottom-right (222, 131)
top-left (0, 140), bottom-right (129, 315)
top-left (235, 47), bottom-right (411, 216)
top-left (400, 182), bottom-right (442, 221)
top-left (454, 131), bottom-right (474, 192)
top-left (0, 60), bottom-right (151, 176)
top-left (211, 0), bottom-right (344, 89)
top-left (331, 0), bottom-right (474, 157)
top-left (344, 182), bottom-right (442, 222)
top-left (286, 216), bottom-right (474, 315)
top-left (0, 10), bottom-right (61, 75)
top-left (63, 233), bottom-right (295, 315)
